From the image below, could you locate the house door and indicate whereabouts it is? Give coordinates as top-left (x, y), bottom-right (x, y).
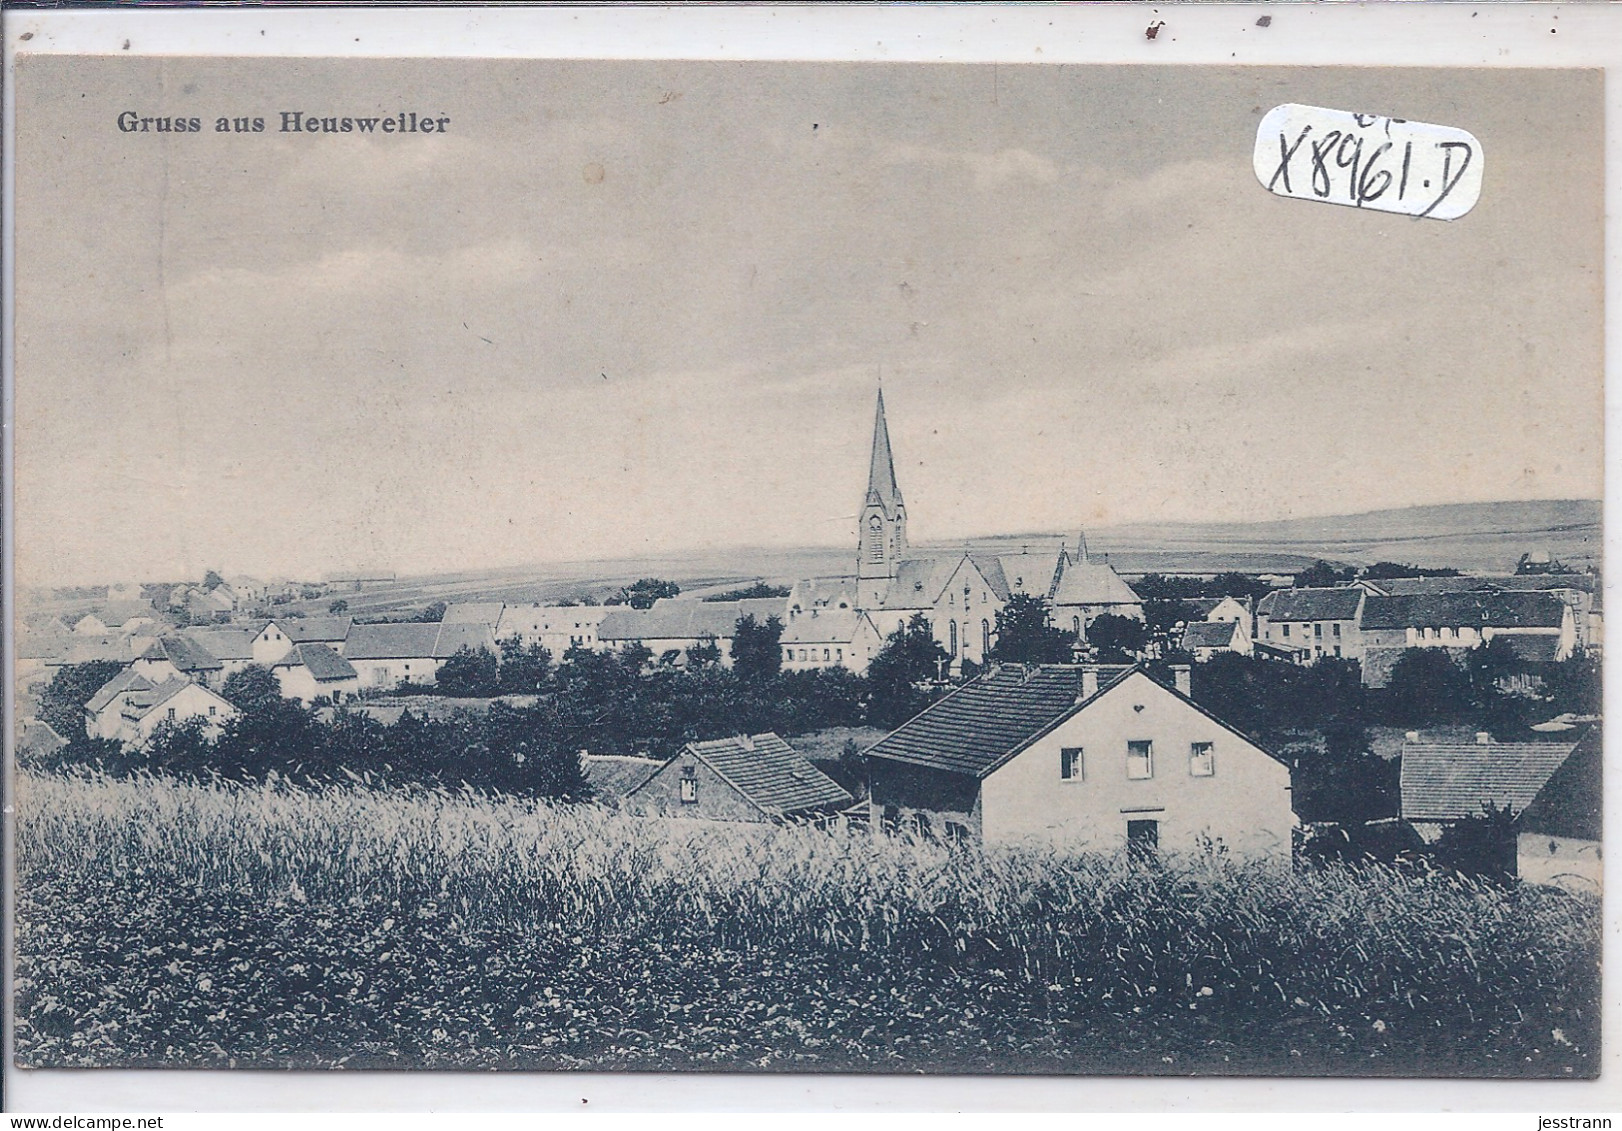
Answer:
top-left (1127, 819), bottom-right (1159, 859)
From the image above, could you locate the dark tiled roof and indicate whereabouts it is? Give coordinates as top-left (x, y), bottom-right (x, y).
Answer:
top-left (432, 622), bottom-right (497, 658)
top-left (864, 664), bottom-right (1135, 778)
top-left (274, 643), bottom-right (358, 681)
top-left (1400, 738), bottom-right (1579, 823)
top-left (1494, 635), bottom-right (1564, 663)
top-left (782, 609), bottom-right (867, 646)
top-left (1360, 592), bottom-right (1565, 631)
top-left (1518, 728), bottom-right (1601, 841)
top-left (281, 616), bottom-right (354, 643)
top-left (679, 733), bottom-right (851, 815)
top-left (877, 556), bottom-right (962, 610)
top-left (1257, 587), bottom-right (1363, 622)
top-left (991, 552), bottom-right (1065, 600)
top-left (582, 754), bottom-right (662, 800)
top-left (86, 669), bottom-right (155, 714)
top-left (93, 599), bottom-right (157, 626)
top-left (181, 625), bottom-right (259, 661)
top-left (344, 623), bottom-right (442, 660)
top-left (142, 635), bottom-right (224, 672)
top-left (443, 602), bottom-right (506, 626)
top-left (1181, 620), bottom-right (1242, 650)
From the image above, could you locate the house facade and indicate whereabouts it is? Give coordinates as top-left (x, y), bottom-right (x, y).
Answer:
top-left (272, 643), bottom-right (361, 704)
top-left (864, 664), bottom-right (1295, 860)
top-left (494, 605), bottom-right (616, 655)
top-left (344, 622), bottom-right (495, 690)
top-left (1358, 591), bottom-right (1575, 687)
top-left (1255, 587), bottom-right (1365, 663)
top-left (780, 609), bottom-right (885, 674)
top-left (1515, 728), bottom-right (1601, 893)
top-left (1180, 618), bottom-right (1250, 661)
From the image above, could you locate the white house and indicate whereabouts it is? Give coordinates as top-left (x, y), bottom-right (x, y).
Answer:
top-left (84, 670), bottom-right (237, 745)
top-left (1180, 618), bottom-right (1251, 661)
top-left (1255, 587), bottom-right (1365, 663)
top-left (179, 625), bottom-right (260, 679)
top-left (271, 643), bottom-right (361, 704)
top-left (251, 617), bottom-right (354, 666)
top-left (864, 663), bottom-right (1295, 860)
top-left (494, 604), bottom-right (616, 655)
top-left (132, 635), bottom-right (226, 689)
top-left (780, 608), bottom-right (885, 674)
top-left (343, 622), bottom-right (495, 690)
top-left (1184, 595), bottom-right (1253, 638)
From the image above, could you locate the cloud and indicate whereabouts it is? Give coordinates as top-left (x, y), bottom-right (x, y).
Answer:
top-left (881, 143), bottom-right (1060, 189)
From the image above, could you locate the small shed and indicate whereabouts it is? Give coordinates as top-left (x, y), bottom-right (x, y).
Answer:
top-left (625, 733), bottom-right (852, 823)
top-left (1516, 727), bottom-right (1601, 893)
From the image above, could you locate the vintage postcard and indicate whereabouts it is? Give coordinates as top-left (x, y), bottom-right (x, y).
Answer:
top-left (5, 16), bottom-right (1608, 1095)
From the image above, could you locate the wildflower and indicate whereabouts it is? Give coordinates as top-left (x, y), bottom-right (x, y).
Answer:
top-left (197, 976), bottom-right (212, 991)
top-left (1198, 986), bottom-right (1214, 997)
top-left (1372, 1020), bottom-right (1387, 1033)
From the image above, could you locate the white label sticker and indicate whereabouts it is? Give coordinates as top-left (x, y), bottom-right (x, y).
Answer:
top-left (1253, 103), bottom-right (1483, 220)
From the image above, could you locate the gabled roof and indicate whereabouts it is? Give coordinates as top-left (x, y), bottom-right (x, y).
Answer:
top-left (274, 616), bottom-right (353, 644)
top-left (877, 556), bottom-right (963, 611)
top-left (1051, 559), bottom-right (1142, 608)
top-left (1494, 634), bottom-right (1564, 663)
top-left (598, 600), bottom-right (748, 642)
top-left (1360, 592), bottom-right (1566, 631)
top-left (140, 634), bottom-right (224, 672)
top-left (86, 668), bottom-right (156, 714)
top-left (736, 597), bottom-right (789, 623)
top-left (1256, 587), bottom-right (1364, 622)
top-left (652, 733), bottom-right (851, 816)
top-left (343, 623), bottom-right (442, 660)
top-left (495, 604), bottom-right (616, 637)
top-left (59, 634), bottom-right (143, 665)
top-left (990, 552), bottom-right (1065, 600)
top-left (1184, 596), bottom-right (1248, 618)
top-left (782, 609), bottom-right (872, 646)
top-left (864, 664), bottom-right (1136, 778)
top-left (1517, 728), bottom-right (1601, 841)
top-left (1181, 620), bottom-right (1243, 650)
top-left (16, 627), bottom-right (69, 661)
top-left (1400, 738), bottom-right (1580, 824)
top-left (273, 642), bottom-right (359, 682)
top-left (180, 625), bottom-right (259, 662)
top-left (1360, 576), bottom-right (1498, 597)
top-left (93, 600), bottom-right (156, 626)
top-left (432, 622), bottom-right (497, 658)
top-left (120, 676), bottom-right (202, 720)
top-left (582, 754), bottom-right (662, 800)
top-left (789, 576), bottom-right (857, 613)
top-left (443, 602), bottom-right (506, 627)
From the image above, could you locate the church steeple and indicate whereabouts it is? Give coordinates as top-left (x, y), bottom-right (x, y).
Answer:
top-left (857, 388), bottom-right (907, 605)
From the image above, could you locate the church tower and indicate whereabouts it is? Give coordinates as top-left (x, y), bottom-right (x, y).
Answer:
top-left (857, 388), bottom-right (908, 607)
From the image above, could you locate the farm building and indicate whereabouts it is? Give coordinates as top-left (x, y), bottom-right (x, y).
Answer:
top-left (1180, 618), bottom-right (1250, 661)
top-left (271, 643), bottom-right (361, 704)
top-left (625, 733), bottom-right (852, 823)
top-left (581, 754), bottom-right (662, 806)
top-left (133, 635), bottom-right (226, 689)
top-left (84, 670), bottom-right (237, 745)
top-left (597, 599), bottom-right (782, 668)
top-left (1184, 595), bottom-right (1254, 637)
top-left (179, 625), bottom-right (260, 680)
top-left (1399, 734), bottom-right (1582, 843)
top-left (343, 622), bottom-right (496, 690)
top-left (863, 663), bottom-right (1294, 860)
top-left (1515, 728), bottom-right (1601, 893)
top-left (780, 608), bottom-right (885, 674)
top-left (494, 604), bottom-right (617, 655)
top-left (1255, 587), bottom-right (1365, 664)
top-left (443, 602), bottom-right (507, 631)
top-left (1359, 591), bottom-right (1575, 687)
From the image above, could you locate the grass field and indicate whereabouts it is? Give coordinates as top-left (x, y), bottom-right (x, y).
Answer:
top-left (13, 770), bottom-right (1600, 1075)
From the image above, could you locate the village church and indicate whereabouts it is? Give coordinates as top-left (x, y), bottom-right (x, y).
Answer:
top-left (784, 392), bottom-right (1144, 674)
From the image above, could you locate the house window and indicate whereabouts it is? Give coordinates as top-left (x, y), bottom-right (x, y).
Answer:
top-left (1190, 742), bottom-right (1214, 776)
top-left (167, 707), bottom-right (176, 720)
top-left (1314, 623), bottom-right (1323, 639)
top-left (836, 649), bottom-right (843, 662)
top-left (1127, 741), bottom-right (1153, 780)
top-left (823, 648), bottom-right (830, 661)
top-left (799, 649), bottom-right (807, 661)
top-left (949, 621), bottom-right (958, 655)
top-left (1332, 623), bottom-right (1342, 638)
top-left (944, 821), bottom-right (969, 844)
top-left (785, 648), bottom-right (794, 662)
top-left (1060, 747), bottom-right (1085, 780)
top-left (208, 706), bottom-right (217, 717)
top-left (679, 772), bottom-right (698, 804)
top-left (1333, 645), bottom-right (1341, 657)
top-left (1282, 624), bottom-right (1291, 638)
top-left (1127, 819), bottom-right (1159, 859)
top-left (982, 619), bottom-right (991, 655)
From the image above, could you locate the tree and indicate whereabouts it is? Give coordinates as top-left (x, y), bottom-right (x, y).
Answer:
top-left (1359, 561), bottom-right (1460, 580)
top-left (202, 569), bottom-right (224, 590)
top-left (684, 637), bottom-right (722, 669)
top-left (1143, 598), bottom-right (1196, 636)
top-left (617, 578), bottom-right (681, 609)
top-left (413, 600), bottom-right (448, 623)
top-left (497, 637), bottom-right (553, 696)
top-left (1381, 648), bottom-right (1471, 725)
top-left (1086, 614), bottom-right (1147, 661)
top-left (221, 664), bottom-right (284, 715)
top-left (703, 582), bottom-right (791, 602)
top-left (437, 646), bottom-right (500, 697)
top-left (39, 660), bottom-right (126, 738)
top-left (328, 598), bottom-right (350, 615)
top-left (866, 614), bottom-right (950, 729)
top-left (1430, 802), bottom-right (1519, 880)
top-left (1289, 721), bottom-right (1398, 824)
top-left (732, 614), bottom-right (784, 684)
top-left (1295, 560), bottom-right (1357, 589)
top-left (989, 593), bottom-right (1074, 664)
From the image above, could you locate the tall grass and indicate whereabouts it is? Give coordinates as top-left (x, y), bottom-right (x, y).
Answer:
top-left (13, 769), bottom-right (1600, 1074)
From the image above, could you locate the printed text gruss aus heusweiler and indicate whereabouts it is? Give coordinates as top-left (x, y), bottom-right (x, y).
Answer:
top-left (116, 110), bottom-right (450, 134)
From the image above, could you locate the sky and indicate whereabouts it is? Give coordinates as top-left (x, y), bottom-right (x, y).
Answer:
top-left (12, 59), bottom-right (1604, 587)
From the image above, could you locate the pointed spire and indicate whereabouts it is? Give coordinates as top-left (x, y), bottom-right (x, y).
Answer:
top-left (1076, 530), bottom-right (1090, 562)
top-left (866, 388), bottom-right (904, 513)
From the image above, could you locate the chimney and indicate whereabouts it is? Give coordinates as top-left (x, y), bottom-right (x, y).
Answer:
top-left (1476, 731), bottom-right (1492, 746)
top-left (1405, 730), bottom-right (1420, 743)
top-left (1170, 663), bottom-right (1192, 697)
top-left (1079, 665), bottom-right (1099, 701)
